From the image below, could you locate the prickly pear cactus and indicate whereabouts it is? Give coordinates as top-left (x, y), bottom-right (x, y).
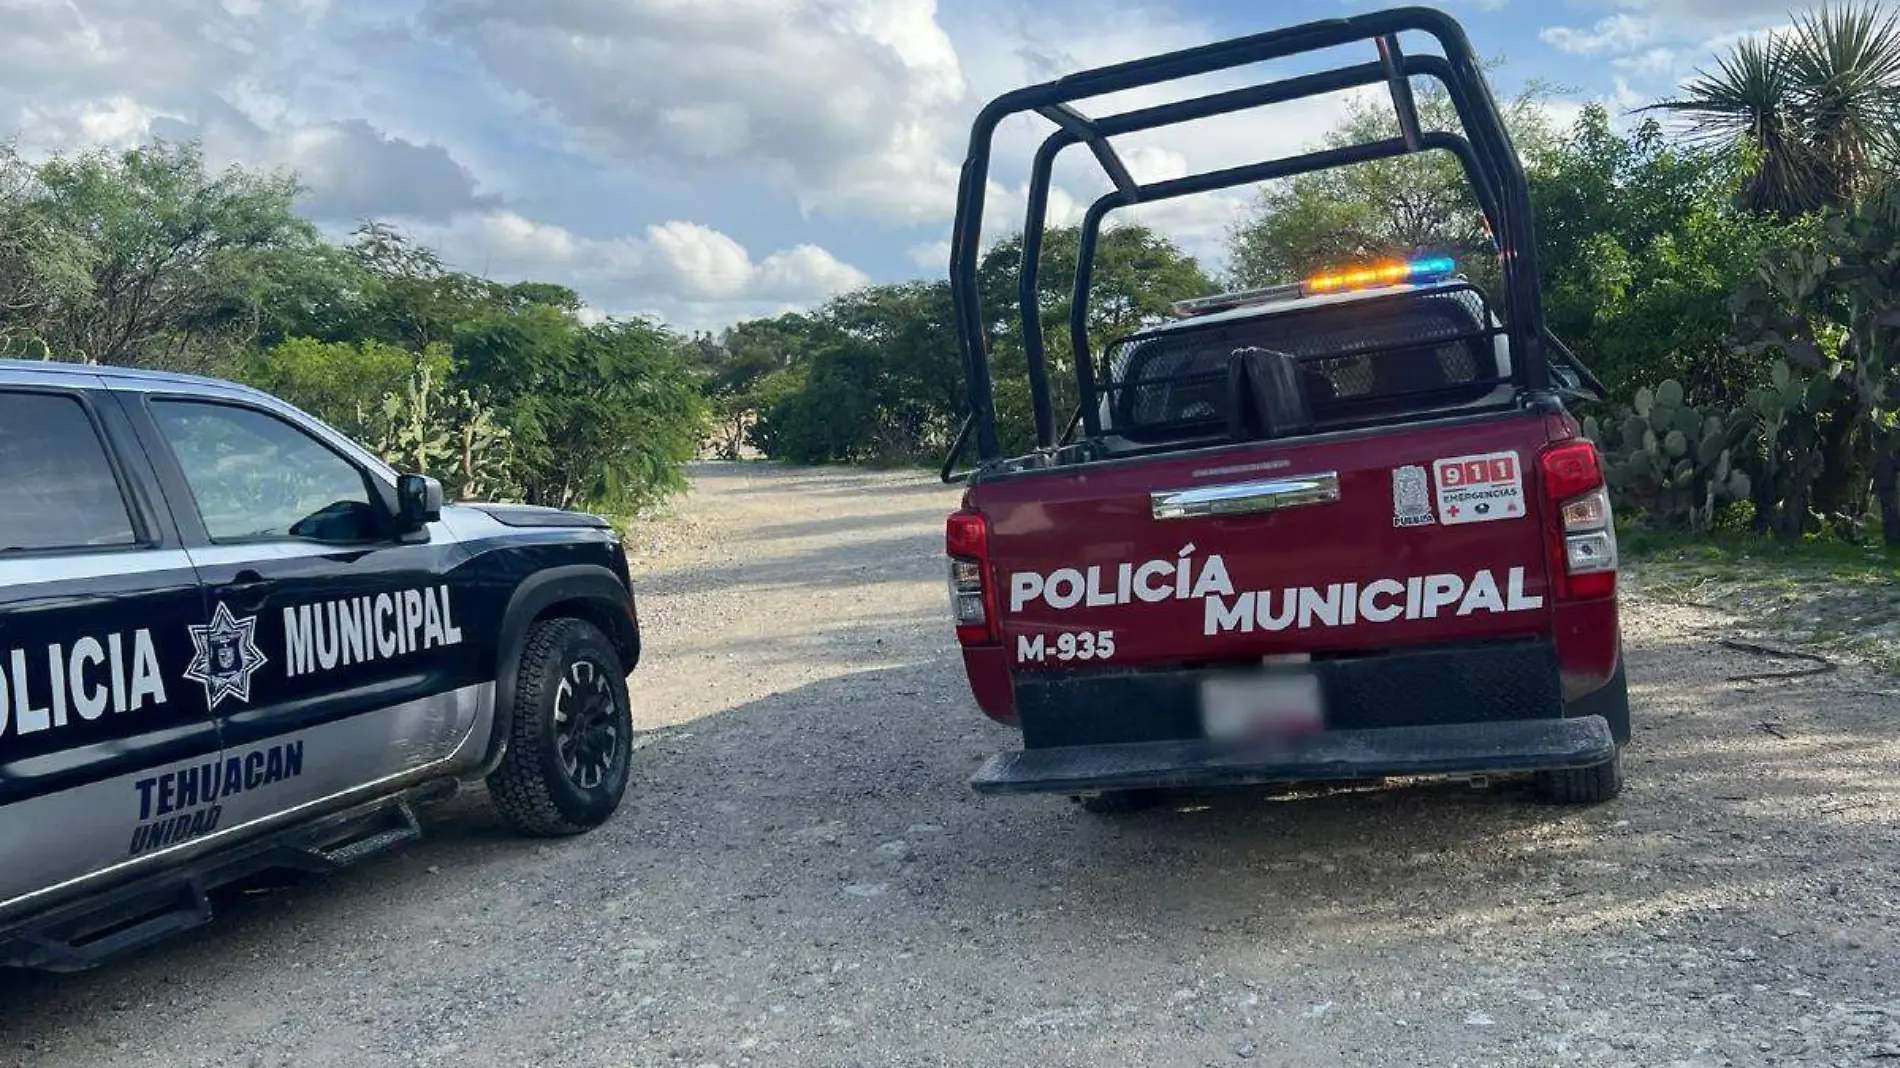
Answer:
top-left (1746, 359), bottom-right (1833, 541)
top-left (1579, 377), bottom-right (1757, 531)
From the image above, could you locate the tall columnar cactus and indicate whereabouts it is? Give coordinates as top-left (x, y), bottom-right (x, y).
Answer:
top-left (358, 365), bottom-right (518, 502)
top-left (1581, 377), bottom-right (1754, 531)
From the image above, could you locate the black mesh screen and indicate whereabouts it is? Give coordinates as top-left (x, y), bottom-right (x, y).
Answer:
top-left (1100, 286), bottom-right (1504, 442)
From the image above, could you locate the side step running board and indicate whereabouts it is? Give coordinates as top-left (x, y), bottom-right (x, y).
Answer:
top-left (0, 790), bottom-right (439, 973)
top-left (3, 880), bottom-right (215, 973)
top-left (271, 798), bottom-right (425, 873)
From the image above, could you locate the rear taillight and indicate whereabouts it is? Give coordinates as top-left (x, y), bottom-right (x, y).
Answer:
top-left (1539, 441), bottom-right (1617, 599)
top-left (946, 509), bottom-right (997, 644)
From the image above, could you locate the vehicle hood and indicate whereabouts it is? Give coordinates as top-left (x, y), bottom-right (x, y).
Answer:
top-left (449, 502), bottom-right (612, 530)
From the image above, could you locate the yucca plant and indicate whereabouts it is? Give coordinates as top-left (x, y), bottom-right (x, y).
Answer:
top-left (1646, 2), bottom-right (1900, 216)
top-left (1794, 3), bottom-right (1900, 203)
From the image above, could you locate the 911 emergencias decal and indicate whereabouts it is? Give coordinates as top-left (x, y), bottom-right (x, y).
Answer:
top-left (1432, 451), bottom-right (1525, 525)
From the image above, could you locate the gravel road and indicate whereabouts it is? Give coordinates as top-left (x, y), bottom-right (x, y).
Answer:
top-left (4, 462), bottom-right (1898, 1068)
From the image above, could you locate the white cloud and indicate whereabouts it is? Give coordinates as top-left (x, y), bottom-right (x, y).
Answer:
top-left (1609, 0), bottom-right (1812, 20)
top-left (1543, 3), bottom-right (1801, 74)
top-left (1613, 48), bottom-right (1682, 77)
top-left (931, 4), bottom-right (1372, 280)
top-left (1694, 22), bottom-right (1799, 61)
top-left (421, 0), bottom-right (969, 222)
top-left (1537, 4), bottom-right (1803, 116)
top-left (407, 211), bottom-right (871, 331)
top-left (908, 240), bottom-right (952, 272)
top-left (173, 109), bottom-right (501, 224)
top-left (420, 0), bottom-right (1362, 247)
top-left (1540, 14), bottom-right (1657, 56)
top-left (75, 95), bottom-right (173, 146)
top-left (0, 0), bottom-right (496, 227)
top-left (1538, 98), bottom-right (1592, 136)
top-left (1612, 78), bottom-right (1649, 114)
top-left (0, 0), bottom-right (1408, 331)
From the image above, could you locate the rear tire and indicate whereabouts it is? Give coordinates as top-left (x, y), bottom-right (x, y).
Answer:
top-left (1534, 746), bottom-right (1623, 804)
top-left (487, 617), bottom-right (633, 837)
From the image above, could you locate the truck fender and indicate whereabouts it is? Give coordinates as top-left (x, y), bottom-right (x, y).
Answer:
top-left (472, 564), bottom-right (641, 780)
top-left (1565, 636), bottom-right (1629, 745)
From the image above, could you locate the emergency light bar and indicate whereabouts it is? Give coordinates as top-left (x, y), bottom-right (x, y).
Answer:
top-left (1168, 282), bottom-right (1303, 318)
top-left (1302, 255), bottom-right (1457, 296)
top-left (1168, 257), bottom-right (1458, 320)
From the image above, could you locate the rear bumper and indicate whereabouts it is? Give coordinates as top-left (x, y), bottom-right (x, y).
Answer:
top-left (1013, 639), bottom-right (1564, 750)
top-left (969, 715), bottom-right (1614, 795)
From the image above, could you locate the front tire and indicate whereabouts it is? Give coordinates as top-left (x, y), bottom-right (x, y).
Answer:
top-left (487, 617), bottom-right (633, 837)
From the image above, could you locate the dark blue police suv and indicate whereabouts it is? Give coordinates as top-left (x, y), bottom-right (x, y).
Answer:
top-left (0, 358), bottom-right (643, 971)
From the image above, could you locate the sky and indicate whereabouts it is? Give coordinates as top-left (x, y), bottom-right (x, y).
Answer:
top-left (0, 0), bottom-right (1810, 333)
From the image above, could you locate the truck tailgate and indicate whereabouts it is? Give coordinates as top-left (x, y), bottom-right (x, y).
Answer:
top-left (977, 412), bottom-right (1562, 668)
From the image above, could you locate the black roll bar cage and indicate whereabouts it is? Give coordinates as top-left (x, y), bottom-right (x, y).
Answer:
top-left (946, 5), bottom-right (1568, 471)
top-left (1069, 128), bottom-right (1499, 439)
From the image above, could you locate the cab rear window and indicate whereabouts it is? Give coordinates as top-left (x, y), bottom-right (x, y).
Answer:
top-left (0, 391), bottom-right (137, 553)
top-left (1100, 285), bottom-right (1507, 444)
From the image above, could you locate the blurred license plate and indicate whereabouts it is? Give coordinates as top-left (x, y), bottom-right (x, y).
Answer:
top-left (1200, 672), bottom-right (1325, 741)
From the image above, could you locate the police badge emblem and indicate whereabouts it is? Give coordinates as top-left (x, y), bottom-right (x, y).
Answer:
top-left (184, 602), bottom-right (269, 709)
top-left (1392, 464), bottom-right (1434, 527)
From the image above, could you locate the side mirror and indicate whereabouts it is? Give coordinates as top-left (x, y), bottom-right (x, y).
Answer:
top-left (396, 474), bottom-right (443, 533)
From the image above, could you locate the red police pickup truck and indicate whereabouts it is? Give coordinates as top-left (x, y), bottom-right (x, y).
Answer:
top-left (938, 7), bottom-right (1628, 812)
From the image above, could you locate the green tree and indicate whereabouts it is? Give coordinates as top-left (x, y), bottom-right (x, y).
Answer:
top-left (700, 313), bottom-right (830, 459)
top-left (1529, 105), bottom-right (1806, 404)
top-left (0, 140), bottom-right (333, 373)
top-left (0, 144), bottom-right (705, 516)
top-left (744, 224), bottom-right (1208, 465)
top-left (238, 336), bottom-right (450, 435)
top-left (977, 224), bottom-right (1211, 451)
top-left (748, 283), bottom-right (961, 464)
top-left (740, 364), bottom-right (814, 459)
top-left (342, 221), bottom-right (495, 349)
top-left (453, 304), bottom-right (705, 511)
top-left (557, 319), bottom-right (707, 511)
top-left (756, 339), bottom-right (880, 464)
top-left (0, 144), bottom-right (92, 358)
top-left (1226, 78), bottom-right (1559, 287)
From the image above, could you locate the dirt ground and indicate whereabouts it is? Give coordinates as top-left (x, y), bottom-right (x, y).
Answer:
top-left (3, 461), bottom-right (1898, 1068)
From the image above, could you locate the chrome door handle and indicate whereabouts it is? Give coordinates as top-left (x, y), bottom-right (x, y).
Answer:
top-left (1150, 472), bottom-right (1340, 520)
